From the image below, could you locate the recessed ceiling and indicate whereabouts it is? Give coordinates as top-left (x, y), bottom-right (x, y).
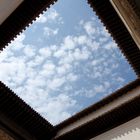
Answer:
top-left (0, 0), bottom-right (23, 25)
top-left (0, 0), bottom-right (136, 125)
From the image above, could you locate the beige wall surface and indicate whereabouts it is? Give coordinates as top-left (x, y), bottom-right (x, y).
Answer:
top-left (0, 0), bottom-right (23, 25)
top-left (55, 86), bottom-right (140, 138)
top-left (91, 116), bottom-right (140, 140)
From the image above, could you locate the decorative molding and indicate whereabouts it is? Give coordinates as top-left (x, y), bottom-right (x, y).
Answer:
top-left (110, 0), bottom-right (140, 49)
top-left (0, 0), bottom-right (57, 51)
top-left (0, 0), bottom-right (140, 140)
top-left (0, 129), bottom-right (14, 140)
top-left (87, 0), bottom-right (140, 76)
top-left (54, 88), bottom-right (140, 140)
top-left (0, 82), bottom-right (56, 140)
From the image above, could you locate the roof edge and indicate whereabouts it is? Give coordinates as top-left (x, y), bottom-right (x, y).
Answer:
top-left (55, 78), bottom-right (140, 130)
top-left (0, 81), bottom-right (56, 140)
top-left (0, 0), bottom-right (57, 51)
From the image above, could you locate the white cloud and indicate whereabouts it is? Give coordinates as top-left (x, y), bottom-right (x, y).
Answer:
top-left (35, 9), bottom-right (62, 24)
top-left (104, 41), bottom-right (117, 50)
top-left (0, 49), bottom-right (10, 62)
top-left (81, 21), bottom-right (96, 36)
top-left (40, 62), bottom-right (56, 77)
top-left (0, 11), bottom-right (131, 126)
top-left (54, 49), bottom-right (66, 58)
top-left (49, 77), bottom-right (65, 90)
top-left (57, 64), bottom-right (72, 75)
top-left (73, 48), bottom-right (90, 61)
top-left (94, 85), bottom-right (104, 93)
top-left (74, 35), bottom-right (87, 45)
top-left (26, 76), bottom-right (46, 88)
top-left (63, 36), bottom-right (76, 50)
top-left (57, 66), bottom-right (67, 75)
top-left (23, 46), bottom-right (36, 58)
top-left (36, 14), bottom-right (47, 23)
top-left (44, 27), bottom-right (59, 36)
top-left (92, 60), bottom-right (98, 66)
top-left (47, 9), bottom-right (59, 21)
top-left (85, 89), bottom-right (97, 98)
top-left (67, 73), bottom-right (78, 82)
top-left (27, 55), bottom-right (44, 67)
top-left (116, 77), bottom-right (125, 83)
top-left (89, 41), bottom-right (100, 51)
top-left (9, 33), bottom-right (25, 50)
top-left (39, 47), bottom-right (52, 58)
top-left (36, 94), bottom-right (76, 125)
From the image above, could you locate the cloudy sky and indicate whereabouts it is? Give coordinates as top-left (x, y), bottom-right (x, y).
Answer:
top-left (0, 0), bottom-right (136, 125)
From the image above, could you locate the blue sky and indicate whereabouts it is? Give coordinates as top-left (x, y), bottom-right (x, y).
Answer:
top-left (0, 0), bottom-right (136, 125)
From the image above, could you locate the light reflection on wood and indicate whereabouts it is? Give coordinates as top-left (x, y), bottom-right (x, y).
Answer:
top-left (0, 129), bottom-right (14, 140)
top-left (110, 0), bottom-right (140, 49)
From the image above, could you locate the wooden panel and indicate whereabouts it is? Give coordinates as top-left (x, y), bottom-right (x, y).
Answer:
top-left (0, 129), bottom-right (14, 140)
top-left (110, 0), bottom-right (140, 49)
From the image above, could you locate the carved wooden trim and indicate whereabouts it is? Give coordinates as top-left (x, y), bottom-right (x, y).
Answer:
top-left (110, 0), bottom-right (140, 49)
top-left (0, 129), bottom-right (14, 140)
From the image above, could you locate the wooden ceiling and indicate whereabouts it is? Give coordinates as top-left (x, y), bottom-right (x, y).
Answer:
top-left (0, 0), bottom-right (140, 140)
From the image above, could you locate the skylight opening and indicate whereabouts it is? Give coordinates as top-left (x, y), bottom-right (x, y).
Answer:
top-left (0, 0), bottom-right (136, 125)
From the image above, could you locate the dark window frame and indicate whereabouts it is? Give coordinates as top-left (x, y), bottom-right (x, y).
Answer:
top-left (0, 0), bottom-right (140, 140)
